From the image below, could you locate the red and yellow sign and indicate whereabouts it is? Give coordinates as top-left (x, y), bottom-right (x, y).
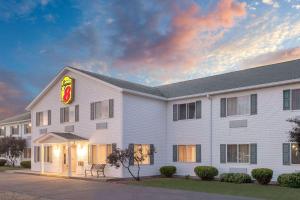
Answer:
top-left (61, 76), bottom-right (74, 104)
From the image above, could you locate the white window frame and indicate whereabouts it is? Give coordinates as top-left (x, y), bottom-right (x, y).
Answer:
top-left (134, 144), bottom-right (150, 165)
top-left (291, 143), bottom-right (300, 165)
top-left (226, 144), bottom-right (250, 164)
top-left (90, 144), bottom-right (112, 164)
top-left (226, 95), bottom-right (251, 117)
top-left (0, 127), bottom-right (5, 136)
top-left (177, 144), bottom-right (196, 163)
top-left (37, 111), bottom-right (49, 127)
top-left (175, 100), bottom-right (201, 121)
top-left (94, 100), bottom-right (110, 120)
top-left (24, 123), bottom-right (31, 134)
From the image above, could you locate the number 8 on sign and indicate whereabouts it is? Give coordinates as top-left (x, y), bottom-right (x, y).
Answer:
top-left (61, 76), bottom-right (74, 104)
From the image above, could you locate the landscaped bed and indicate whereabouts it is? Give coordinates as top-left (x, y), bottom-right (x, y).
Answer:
top-left (0, 166), bottom-right (24, 172)
top-left (128, 178), bottom-right (300, 200)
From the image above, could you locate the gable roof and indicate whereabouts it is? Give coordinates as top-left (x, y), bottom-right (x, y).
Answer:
top-left (156, 59), bottom-right (300, 98)
top-left (0, 112), bottom-right (31, 125)
top-left (27, 59), bottom-right (300, 109)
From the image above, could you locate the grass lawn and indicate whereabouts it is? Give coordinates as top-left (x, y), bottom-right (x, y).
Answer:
top-left (0, 166), bottom-right (24, 172)
top-left (129, 178), bottom-right (300, 200)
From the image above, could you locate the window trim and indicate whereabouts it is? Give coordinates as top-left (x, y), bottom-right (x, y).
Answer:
top-left (226, 95), bottom-right (251, 117)
top-left (291, 143), bottom-right (300, 165)
top-left (89, 144), bottom-right (113, 165)
top-left (226, 144), bottom-right (250, 164)
top-left (134, 144), bottom-right (151, 165)
top-left (177, 144), bottom-right (197, 163)
top-left (173, 100), bottom-right (202, 122)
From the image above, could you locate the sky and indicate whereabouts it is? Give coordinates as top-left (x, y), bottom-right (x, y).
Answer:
top-left (1, 0), bottom-right (300, 120)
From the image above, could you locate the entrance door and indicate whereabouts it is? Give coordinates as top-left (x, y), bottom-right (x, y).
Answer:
top-left (71, 145), bottom-right (77, 172)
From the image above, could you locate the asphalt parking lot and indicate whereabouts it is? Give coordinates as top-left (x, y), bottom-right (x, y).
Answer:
top-left (0, 173), bottom-right (258, 200)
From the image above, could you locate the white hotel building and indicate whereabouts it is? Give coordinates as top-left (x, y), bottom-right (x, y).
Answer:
top-left (17, 59), bottom-right (300, 178)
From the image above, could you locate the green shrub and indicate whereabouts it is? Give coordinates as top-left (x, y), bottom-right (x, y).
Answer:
top-left (277, 173), bottom-right (300, 188)
top-left (160, 166), bottom-right (176, 177)
top-left (251, 168), bottom-right (273, 185)
top-left (194, 166), bottom-right (218, 181)
top-left (0, 159), bottom-right (6, 166)
top-left (220, 173), bottom-right (252, 184)
top-left (20, 161), bottom-right (31, 169)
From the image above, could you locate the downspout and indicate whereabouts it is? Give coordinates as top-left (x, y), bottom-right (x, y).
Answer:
top-left (207, 94), bottom-right (213, 166)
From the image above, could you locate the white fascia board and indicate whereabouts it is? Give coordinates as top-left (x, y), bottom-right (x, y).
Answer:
top-left (122, 89), bottom-right (167, 101)
top-left (0, 119), bottom-right (31, 126)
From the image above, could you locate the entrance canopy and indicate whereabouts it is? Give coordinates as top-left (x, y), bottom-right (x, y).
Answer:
top-left (34, 132), bottom-right (88, 144)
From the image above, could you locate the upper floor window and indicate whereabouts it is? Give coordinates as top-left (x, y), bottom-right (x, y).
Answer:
top-left (24, 124), bottom-right (31, 134)
top-left (0, 126), bottom-right (5, 136)
top-left (221, 94), bottom-right (257, 117)
top-left (60, 105), bottom-right (79, 123)
top-left (36, 110), bottom-right (51, 127)
top-left (283, 89), bottom-right (300, 110)
top-left (10, 125), bottom-right (19, 136)
top-left (173, 100), bottom-right (201, 121)
top-left (90, 99), bottom-right (114, 120)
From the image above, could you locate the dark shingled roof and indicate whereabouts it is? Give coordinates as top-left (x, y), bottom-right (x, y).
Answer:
top-left (50, 132), bottom-right (88, 140)
top-left (0, 112), bottom-right (31, 125)
top-left (71, 59), bottom-right (300, 98)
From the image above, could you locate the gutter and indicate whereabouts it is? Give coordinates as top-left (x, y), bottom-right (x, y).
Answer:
top-left (207, 94), bottom-right (213, 166)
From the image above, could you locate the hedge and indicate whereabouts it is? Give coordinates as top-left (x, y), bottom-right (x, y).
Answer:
top-left (160, 166), bottom-right (176, 177)
top-left (20, 161), bottom-right (31, 169)
top-left (194, 166), bottom-right (218, 181)
top-left (0, 159), bottom-right (6, 166)
top-left (251, 168), bottom-right (273, 185)
top-left (277, 173), bottom-right (300, 188)
top-left (220, 173), bottom-right (252, 184)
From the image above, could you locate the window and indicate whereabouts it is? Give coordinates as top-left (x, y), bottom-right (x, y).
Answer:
top-left (10, 125), bottom-right (19, 135)
top-left (44, 146), bottom-right (53, 163)
top-left (227, 96), bottom-right (250, 116)
top-left (178, 145), bottom-right (196, 163)
top-left (23, 148), bottom-right (31, 159)
top-left (173, 100), bottom-right (201, 121)
top-left (34, 146), bottom-right (41, 162)
top-left (24, 124), bottom-right (31, 134)
top-left (0, 127), bottom-right (5, 136)
top-left (134, 144), bottom-right (150, 165)
top-left (291, 143), bottom-right (300, 164)
top-left (60, 105), bottom-right (79, 123)
top-left (91, 99), bottom-right (114, 120)
top-left (36, 110), bottom-right (50, 126)
top-left (89, 144), bottom-right (112, 164)
top-left (227, 144), bottom-right (249, 163)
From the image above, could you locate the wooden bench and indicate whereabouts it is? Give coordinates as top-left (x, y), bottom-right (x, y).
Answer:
top-left (85, 164), bottom-right (106, 178)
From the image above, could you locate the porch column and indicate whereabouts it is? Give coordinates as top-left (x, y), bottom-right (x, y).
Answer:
top-left (41, 144), bottom-right (44, 174)
top-left (67, 142), bottom-right (72, 177)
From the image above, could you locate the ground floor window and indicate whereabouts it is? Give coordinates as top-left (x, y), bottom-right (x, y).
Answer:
top-left (134, 144), bottom-right (150, 165)
top-left (89, 144), bottom-right (112, 164)
top-left (291, 143), bottom-right (300, 164)
top-left (44, 146), bottom-right (53, 163)
top-left (178, 145), bottom-right (196, 163)
top-left (23, 148), bottom-right (31, 159)
top-left (34, 146), bottom-right (41, 162)
top-left (227, 144), bottom-right (249, 163)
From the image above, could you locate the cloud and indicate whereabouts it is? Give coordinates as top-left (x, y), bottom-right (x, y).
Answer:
top-left (262, 0), bottom-right (279, 8)
top-left (292, 4), bottom-right (300, 9)
top-left (0, 70), bottom-right (29, 120)
top-left (111, 0), bottom-right (247, 72)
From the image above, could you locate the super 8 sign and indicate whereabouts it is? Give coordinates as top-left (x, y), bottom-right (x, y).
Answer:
top-left (61, 76), bottom-right (74, 104)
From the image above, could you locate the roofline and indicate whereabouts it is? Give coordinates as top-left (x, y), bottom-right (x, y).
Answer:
top-left (122, 89), bottom-right (167, 100)
top-left (167, 78), bottom-right (300, 101)
top-left (26, 67), bottom-right (124, 110)
top-left (0, 119), bottom-right (31, 126)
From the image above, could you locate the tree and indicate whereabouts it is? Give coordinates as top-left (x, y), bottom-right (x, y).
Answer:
top-left (287, 118), bottom-right (300, 147)
top-left (0, 137), bottom-right (26, 167)
top-left (107, 145), bottom-right (155, 181)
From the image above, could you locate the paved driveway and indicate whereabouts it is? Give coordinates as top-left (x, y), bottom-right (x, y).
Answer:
top-left (0, 173), bottom-right (258, 200)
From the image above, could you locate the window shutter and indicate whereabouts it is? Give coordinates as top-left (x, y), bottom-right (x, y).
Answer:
top-left (60, 108), bottom-right (64, 123)
top-left (196, 101), bottom-right (202, 119)
top-left (65, 107), bottom-right (69, 122)
top-left (36, 112), bottom-right (40, 126)
top-left (109, 99), bottom-right (114, 118)
top-left (250, 94), bottom-right (257, 115)
top-left (173, 104), bottom-right (178, 121)
top-left (173, 145), bottom-right (178, 162)
top-left (283, 143), bottom-right (291, 165)
top-left (44, 146), bottom-right (47, 162)
top-left (90, 103), bottom-right (95, 120)
top-left (196, 144), bottom-right (201, 163)
top-left (34, 147), bottom-right (37, 162)
top-left (17, 125), bottom-right (19, 135)
top-left (49, 146), bottom-right (53, 163)
top-left (283, 90), bottom-right (291, 110)
top-left (48, 110), bottom-right (51, 125)
top-left (150, 144), bottom-right (154, 165)
top-left (220, 144), bottom-right (226, 163)
top-left (75, 105), bottom-right (79, 122)
top-left (38, 146), bottom-right (41, 162)
top-left (220, 98), bottom-right (227, 117)
top-left (292, 89), bottom-right (300, 110)
top-left (128, 144), bottom-right (134, 166)
top-left (250, 143), bottom-right (257, 164)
